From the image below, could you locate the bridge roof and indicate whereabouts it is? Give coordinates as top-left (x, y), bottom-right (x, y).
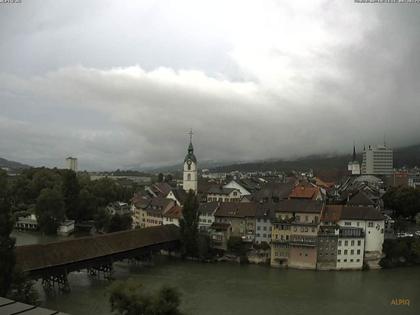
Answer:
top-left (15, 224), bottom-right (180, 272)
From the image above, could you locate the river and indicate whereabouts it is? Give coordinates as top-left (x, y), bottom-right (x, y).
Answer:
top-left (12, 231), bottom-right (420, 315)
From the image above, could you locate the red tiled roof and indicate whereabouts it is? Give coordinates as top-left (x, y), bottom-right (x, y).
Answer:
top-left (163, 205), bottom-right (183, 219)
top-left (289, 184), bottom-right (319, 199)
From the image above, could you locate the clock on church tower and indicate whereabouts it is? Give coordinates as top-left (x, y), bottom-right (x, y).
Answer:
top-left (183, 129), bottom-right (198, 193)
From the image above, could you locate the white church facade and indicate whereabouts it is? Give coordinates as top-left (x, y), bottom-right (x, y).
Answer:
top-left (183, 131), bottom-right (198, 193)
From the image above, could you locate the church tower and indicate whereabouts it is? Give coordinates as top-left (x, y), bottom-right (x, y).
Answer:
top-left (183, 129), bottom-right (198, 193)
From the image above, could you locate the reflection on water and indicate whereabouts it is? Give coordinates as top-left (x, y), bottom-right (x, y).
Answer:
top-left (14, 231), bottom-right (420, 315)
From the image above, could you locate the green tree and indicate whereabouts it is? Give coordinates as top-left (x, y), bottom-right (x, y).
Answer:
top-left (108, 214), bottom-right (133, 233)
top-left (36, 188), bottom-right (65, 235)
top-left (179, 190), bottom-right (199, 257)
top-left (7, 268), bottom-right (38, 305)
top-left (227, 236), bottom-right (246, 256)
top-left (109, 280), bottom-right (183, 315)
top-left (78, 188), bottom-right (97, 221)
top-left (157, 173), bottom-right (164, 183)
top-left (94, 207), bottom-right (111, 232)
top-left (0, 170), bottom-right (38, 303)
top-left (383, 186), bottom-right (420, 219)
top-left (0, 170), bottom-right (15, 296)
top-left (62, 170), bottom-right (80, 221)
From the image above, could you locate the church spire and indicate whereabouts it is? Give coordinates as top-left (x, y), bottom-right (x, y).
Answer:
top-left (352, 142), bottom-right (356, 161)
top-left (184, 129), bottom-right (197, 163)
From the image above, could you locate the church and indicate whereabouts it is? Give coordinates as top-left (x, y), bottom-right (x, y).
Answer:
top-left (183, 130), bottom-right (198, 193)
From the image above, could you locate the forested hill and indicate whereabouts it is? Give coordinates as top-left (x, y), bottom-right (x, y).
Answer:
top-left (0, 157), bottom-right (31, 170)
top-left (211, 144), bottom-right (420, 176)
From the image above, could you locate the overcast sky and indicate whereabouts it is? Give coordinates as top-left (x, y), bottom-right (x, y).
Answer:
top-left (1, 0), bottom-right (420, 170)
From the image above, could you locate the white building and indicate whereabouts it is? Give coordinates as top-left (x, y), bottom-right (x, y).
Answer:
top-left (207, 187), bottom-right (241, 203)
top-left (162, 205), bottom-right (183, 227)
top-left (183, 131), bottom-right (198, 193)
top-left (66, 157), bottom-right (78, 172)
top-left (255, 205), bottom-right (274, 244)
top-left (337, 206), bottom-right (385, 269)
top-left (198, 202), bottom-right (219, 231)
top-left (15, 214), bottom-right (38, 231)
top-left (361, 144), bottom-right (393, 175)
top-left (223, 180), bottom-right (251, 197)
top-left (57, 220), bottom-right (75, 236)
top-left (336, 227), bottom-right (365, 270)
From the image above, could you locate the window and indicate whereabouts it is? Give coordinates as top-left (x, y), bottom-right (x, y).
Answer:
top-left (350, 259), bottom-right (353, 262)
top-left (368, 222), bottom-right (373, 227)
top-left (338, 240), bottom-right (342, 246)
top-left (187, 164), bottom-right (191, 170)
top-left (338, 250), bottom-right (341, 255)
top-left (358, 240), bottom-right (361, 246)
top-left (351, 240), bottom-right (354, 246)
top-left (357, 249), bottom-right (360, 255)
top-left (345, 221), bottom-right (351, 226)
top-left (344, 250), bottom-right (348, 255)
top-left (345, 241), bottom-right (348, 246)
top-left (337, 259), bottom-right (341, 262)
top-left (356, 259), bottom-right (360, 262)
top-left (344, 259), bottom-right (347, 262)
top-left (350, 250), bottom-right (354, 255)
top-left (305, 216), bottom-right (308, 222)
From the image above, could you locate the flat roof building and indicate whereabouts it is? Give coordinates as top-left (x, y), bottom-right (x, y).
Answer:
top-left (361, 144), bottom-right (393, 175)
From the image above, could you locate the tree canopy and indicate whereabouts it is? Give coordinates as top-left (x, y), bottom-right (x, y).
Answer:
top-left (109, 280), bottom-right (184, 315)
top-left (383, 186), bottom-right (420, 219)
top-left (179, 190), bottom-right (199, 257)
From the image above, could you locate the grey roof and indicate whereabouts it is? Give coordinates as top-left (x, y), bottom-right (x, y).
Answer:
top-left (339, 206), bottom-right (384, 221)
top-left (255, 202), bottom-right (277, 219)
top-left (0, 297), bottom-right (69, 315)
top-left (215, 202), bottom-right (257, 218)
top-left (184, 142), bottom-right (197, 163)
top-left (277, 199), bottom-right (324, 214)
top-left (347, 191), bottom-right (375, 206)
top-left (198, 201), bottom-right (219, 215)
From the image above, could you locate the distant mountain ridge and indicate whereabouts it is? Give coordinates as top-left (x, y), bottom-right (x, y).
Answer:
top-left (209, 144), bottom-right (420, 180)
top-left (0, 157), bottom-right (31, 170)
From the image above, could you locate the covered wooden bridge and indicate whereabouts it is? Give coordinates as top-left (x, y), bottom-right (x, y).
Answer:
top-left (15, 225), bottom-right (180, 292)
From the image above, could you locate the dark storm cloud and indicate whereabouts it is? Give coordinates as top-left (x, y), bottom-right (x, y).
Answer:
top-left (1, 1), bottom-right (420, 170)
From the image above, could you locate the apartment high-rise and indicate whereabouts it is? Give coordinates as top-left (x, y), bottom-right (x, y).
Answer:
top-left (66, 157), bottom-right (78, 172)
top-left (361, 144), bottom-right (393, 175)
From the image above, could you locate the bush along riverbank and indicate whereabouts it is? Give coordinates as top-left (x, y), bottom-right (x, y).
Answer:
top-left (380, 238), bottom-right (420, 268)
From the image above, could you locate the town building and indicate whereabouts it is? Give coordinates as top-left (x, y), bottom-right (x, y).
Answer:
top-left (289, 183), bottom-right (323, 201)
top-left (270, 200), bottom-right (324, 269)
top-left (57, 220), bottom-right (75, 236)
top-left (207, 187), bottom-right (241, 203)
top-left (162, 205), bottom-right (183, 226)
top-left (66, 156), bottom-right (78, 172)
top-left (198, 202), bottom-right (219, 231)
top-left (255, 203), bottom-right (276, 244)
top-left (361, 144), bottom-right (393, 175)
top-left (213, 202), bottom-right (257, 242)
top-left (223, 180), bottom-right (251, 197)
top-left (15, 214), bottom-right (38, 231)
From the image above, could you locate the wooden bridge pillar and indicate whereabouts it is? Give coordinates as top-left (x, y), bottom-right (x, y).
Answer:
top-left (42, 270), bottom-right (70, 294)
